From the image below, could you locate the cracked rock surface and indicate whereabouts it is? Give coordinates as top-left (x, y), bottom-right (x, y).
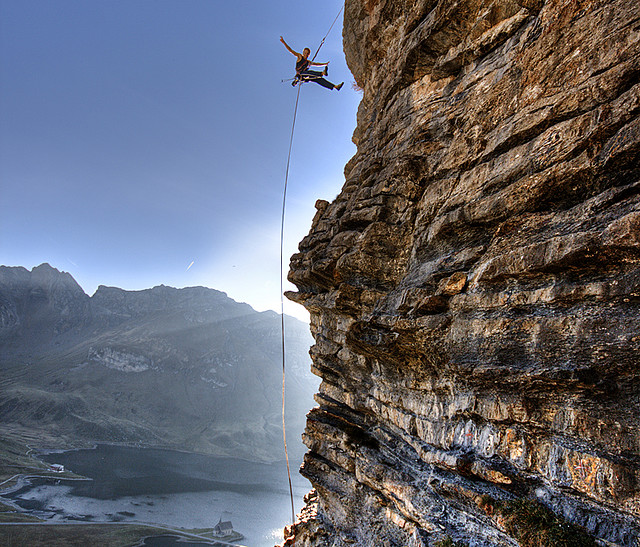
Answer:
top-left (283, 0), bottom-right (640, 545)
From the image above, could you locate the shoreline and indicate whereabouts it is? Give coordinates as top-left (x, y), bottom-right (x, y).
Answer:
top-left (33, 440), bottom-right (290, 467)
top-left (0, 521), bottom-right (245, 547)
top-left (0, 436), bottom-right (297, 546)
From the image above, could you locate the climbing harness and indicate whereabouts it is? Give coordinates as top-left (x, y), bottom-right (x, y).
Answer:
top-left (279, 3), bottom-right (345, 538)
top-left (291, 59), bottom-right (310, 87)
top-left (283, 73), bottom-right (325, 86)
top-left (296, 57), bottom-right (311, 74)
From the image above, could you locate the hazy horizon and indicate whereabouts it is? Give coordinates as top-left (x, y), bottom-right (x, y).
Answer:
top-left (0, 0), bottom-right (359, 323)
top-left (1, 261), bottom-right (311, 322)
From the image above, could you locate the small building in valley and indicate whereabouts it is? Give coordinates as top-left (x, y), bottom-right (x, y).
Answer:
top-left (51, 464), bottom-right (65, 473)
top-left (213, 518), bottom-right (234, 537)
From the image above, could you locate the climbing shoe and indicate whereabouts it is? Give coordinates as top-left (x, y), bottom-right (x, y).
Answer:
top-left (335, 82), bottom-right (344, 90)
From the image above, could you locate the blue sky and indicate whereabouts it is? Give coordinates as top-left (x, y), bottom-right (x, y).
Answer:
top-left (0, 0), bottom-right (359, 321)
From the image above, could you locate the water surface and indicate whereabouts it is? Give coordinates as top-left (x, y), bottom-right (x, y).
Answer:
top-left (2, 444), bottom-right (308, 546)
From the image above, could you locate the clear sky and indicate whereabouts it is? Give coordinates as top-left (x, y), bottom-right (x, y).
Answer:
top-left (0, 0), bottom-right (359, 321)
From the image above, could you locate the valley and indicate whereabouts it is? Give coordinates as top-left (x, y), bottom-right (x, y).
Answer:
top-left (0, 263), bottom-right (316, 463)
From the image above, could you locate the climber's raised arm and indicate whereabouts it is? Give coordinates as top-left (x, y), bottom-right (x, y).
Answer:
top-left (280, 36), bottom-right (300, 58)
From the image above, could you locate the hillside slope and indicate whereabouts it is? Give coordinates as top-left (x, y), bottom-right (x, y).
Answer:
top-left (0, 264), bottom-right (315, 463)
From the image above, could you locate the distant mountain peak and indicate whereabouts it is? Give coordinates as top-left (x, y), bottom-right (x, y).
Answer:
top-left (1, 264), bottom-right (306, 341)
top-left (32, 262), bottom-right (57, 272)
top-left (0, 263), bottom-right (315, 462)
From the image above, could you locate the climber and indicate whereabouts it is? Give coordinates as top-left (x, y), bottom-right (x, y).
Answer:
top-left (280, 36), bottom-right (344, 90)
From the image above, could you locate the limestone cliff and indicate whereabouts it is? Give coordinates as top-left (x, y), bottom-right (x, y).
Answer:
top-left (285, 0), bottom-right (640, 545)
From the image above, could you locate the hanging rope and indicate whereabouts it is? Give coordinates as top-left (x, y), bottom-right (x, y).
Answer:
top-left (279, 4), bottom-right (345, 541)
top-left (280, 83), bottom-right (302, 532)
top-left (311, 5), bottom-right (344, 62)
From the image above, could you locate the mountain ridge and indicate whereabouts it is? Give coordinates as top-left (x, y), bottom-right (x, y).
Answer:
top-left (0, 264), bottom-right (315, 463)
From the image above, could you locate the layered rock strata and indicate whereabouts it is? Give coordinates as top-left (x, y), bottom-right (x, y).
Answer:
top-left (285, 0), bottom-right (640, 545)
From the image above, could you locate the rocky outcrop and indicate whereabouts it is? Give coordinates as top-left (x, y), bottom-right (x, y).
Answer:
top-left (285, 0), bottom-right (640, 545)
top-left (0, 264), bottom-right (91, 343)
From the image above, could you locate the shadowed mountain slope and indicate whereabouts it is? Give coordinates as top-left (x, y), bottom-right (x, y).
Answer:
top-left (0, 264), bottom-right (316, 463)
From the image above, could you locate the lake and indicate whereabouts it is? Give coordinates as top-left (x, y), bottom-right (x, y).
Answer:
top-left (2, 444), bottom-right (310, 547)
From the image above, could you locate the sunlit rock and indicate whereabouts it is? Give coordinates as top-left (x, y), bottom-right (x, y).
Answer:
top-left (284, 0), bottom-right (640, 544)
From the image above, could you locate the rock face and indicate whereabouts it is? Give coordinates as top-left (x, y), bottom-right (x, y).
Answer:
top-left (0, 264), bottom-right (91, 342)
top-left (285, 0), bottom-right (640, 545)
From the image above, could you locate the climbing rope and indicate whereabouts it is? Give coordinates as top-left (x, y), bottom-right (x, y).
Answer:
top-left (280, 82), bottom-right (301, 531)
top-left (310, 5), bottom-right (344, 62)
top-left (279, 4), bottom-right (345, 540)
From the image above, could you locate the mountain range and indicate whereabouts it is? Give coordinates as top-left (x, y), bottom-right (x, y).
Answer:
top-left (0, 263), bottom-right (316, 463)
